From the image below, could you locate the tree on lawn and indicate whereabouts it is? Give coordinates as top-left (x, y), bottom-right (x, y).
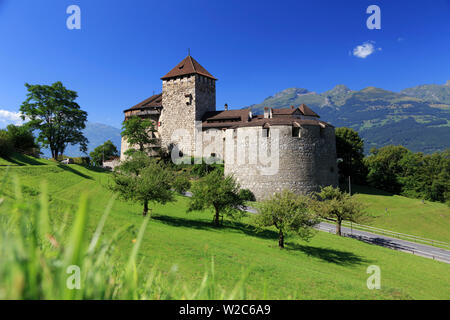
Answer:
top-left (19, 82), bottom-right (88, 160)
top-left (111, 152), bottom-right (174, 216)
top-left (188, 170), bottom-right (244, 226)
top-left (121, 116), bottom-right (156, 154)
top-left (310, 186), bottom-right (368, 236)
top-left (255, 190), bottom-right (320, 248)
top-left (90, 140), bottom-right (119, 166)
top-left (335, 127), bottom-right (367, 184)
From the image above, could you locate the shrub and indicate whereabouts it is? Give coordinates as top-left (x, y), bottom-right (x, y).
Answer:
top-left (239, 188), bottom-right (256, 202)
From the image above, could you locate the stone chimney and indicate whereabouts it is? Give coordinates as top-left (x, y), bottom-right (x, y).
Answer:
top-left (264, 107), bottom-right (269, 118)
top-left (290, 105), bottom-right (294, 109)
top-left (224, 103), bottom-right (228, 111)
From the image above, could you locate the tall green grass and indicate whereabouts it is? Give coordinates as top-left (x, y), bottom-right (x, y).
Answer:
top-left (0, 176), bottom-right (248, 300)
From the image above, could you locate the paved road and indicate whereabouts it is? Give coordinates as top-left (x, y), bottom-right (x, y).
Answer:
top-left (317, 221), bottom-right (450, 263)
top-left (182, 192), bottom-right (450, 264)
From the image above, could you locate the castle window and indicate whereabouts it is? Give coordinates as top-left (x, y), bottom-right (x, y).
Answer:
top-left (262, 128), bottom-right (270, 138)
top-left (210, 153), bottom-right (216, 158)
top-left (179, 151), bottom-right (184, 157)
top-left (292, 127), bottom-right (300, 137)
top-left (185, 94), bottom-right (192, 105)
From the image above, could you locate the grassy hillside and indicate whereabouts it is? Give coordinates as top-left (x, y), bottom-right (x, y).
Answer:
top-left (0, 160), bottom-right (449, 299)
top-left (353, 185), bottom-right (450, 243)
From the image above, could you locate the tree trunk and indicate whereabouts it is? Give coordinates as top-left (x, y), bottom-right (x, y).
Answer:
top-left (143, 200), bottom-right (149, 217)
top-left (278, 230), bottom-right (284, 248)
top-left (336, 217), bottom-right (342, 236)
top-left (214, 207), bottom-right (220, 226)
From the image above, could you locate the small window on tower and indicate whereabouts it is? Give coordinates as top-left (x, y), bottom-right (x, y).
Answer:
top-left (292, 127), bottom-right (300, 137)
top-left (185, 94), bottom-right (192, 105)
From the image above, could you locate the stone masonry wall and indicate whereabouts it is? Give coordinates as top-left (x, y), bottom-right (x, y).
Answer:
top-left (224, 125), bottom-right (338, 200)
top-left (159, 75), bottom-right (216, 156)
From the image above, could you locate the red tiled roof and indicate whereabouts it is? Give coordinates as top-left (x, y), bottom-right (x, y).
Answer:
top-left (201, 109), bottom-right (251, 129)
top-left (230, 118), bottom-right (331, 129)
top-left (161, 56), bottom-right (217, 80)
top-left (124, 93), bottom-right (162, 112)
top-left (270, 105), bottom-right (320, 118)
top-left (200, 106), bottom-right (329, 130)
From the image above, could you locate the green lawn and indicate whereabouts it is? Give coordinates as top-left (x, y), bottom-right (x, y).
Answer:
top-left (0, 159), bottom-right (449, 299)
top-left (353, 185), bottom-right (450, 243)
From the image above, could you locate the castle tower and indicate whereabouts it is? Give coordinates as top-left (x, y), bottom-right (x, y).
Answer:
top-left (159, 55), bottom-right (217, 156)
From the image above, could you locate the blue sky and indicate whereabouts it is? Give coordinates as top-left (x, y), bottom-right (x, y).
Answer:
top-left (0, 0), bottom-right (449, 129)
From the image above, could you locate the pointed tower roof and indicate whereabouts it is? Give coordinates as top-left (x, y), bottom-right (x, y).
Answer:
top-left (161, 55), bottom-right (217, 80)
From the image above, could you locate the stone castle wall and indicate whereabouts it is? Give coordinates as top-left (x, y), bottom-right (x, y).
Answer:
top-left (224, 125), bottom-right (338, 200)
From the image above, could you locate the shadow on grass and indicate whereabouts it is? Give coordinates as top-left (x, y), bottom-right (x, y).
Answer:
top-left (57, 164), bottom-right (93, 180)
top-left (2, 153), bottom-right (46, 166)
top-left (285, 242), bottom-right (370, 266)
top-left (82, 165), bottom-right (111, 173)
top-left (352, 184), bottom-right (393, 197)
top-left (152, 214), bottom-right (278, 240)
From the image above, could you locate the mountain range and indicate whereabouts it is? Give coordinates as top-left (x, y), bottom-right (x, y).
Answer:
top-left (41, 122), bottom-right (122, 158)
top-left (247, 81), bottom-right (450, 153)
top-left (44, 81), bottom-right (450, 157)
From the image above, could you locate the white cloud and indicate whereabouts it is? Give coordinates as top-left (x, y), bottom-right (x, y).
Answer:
top-left (352, 41), bottom-right (380, 59)
top-left (0, 109), bottom-right (26, 127)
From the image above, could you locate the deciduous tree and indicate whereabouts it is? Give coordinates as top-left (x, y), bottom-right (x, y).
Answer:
top-left (310, 186), bottom-right (368, 236)
top-left (188, 170), bottom-right (244, 226)
top-left (255, 190), bottom-right (319, 248)
top-left (110, 152), bottom-right (174, 216)
top-left (19, 82), bottom-right (88, 160)
top-left (121, 116), bottom-right (156, 155)
top-left (90, 140), bottom-right (119, 166)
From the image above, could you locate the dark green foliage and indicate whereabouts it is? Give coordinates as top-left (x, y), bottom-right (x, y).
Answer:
top-left (255, 190), bottom-right (319, 248)
top-left (365, 145), bottom-right (410, 194)
top-left (89, 140), bottom-right (119, 166)
top-left (0, 130), bottom-right (14, 157)
top-left (335, 127), bottom-right (367, 184)
top-left (19, 82), bottom-right (88, 159)
top-left (173, 173), bottom-right (191, 194)
top-left (121, 116), bottom-right (156, 154)
top-left (188, 170), bottom-right (244, 226)
top-left (365, 146), bottom-right (450, 203)
top-left (110, 152), bottom-right (175, 216)
top-left (398, 150), bottom-right (450, 202)
top-left (4, 124), bottom-right (40, 156)
top-left (191, 161), bottom-right (223, 178)
top-left (239, 188), bottom-right (256, 202)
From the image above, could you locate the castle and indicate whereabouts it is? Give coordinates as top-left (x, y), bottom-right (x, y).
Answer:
top-left (121, 55), bottom-right (338, 200)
